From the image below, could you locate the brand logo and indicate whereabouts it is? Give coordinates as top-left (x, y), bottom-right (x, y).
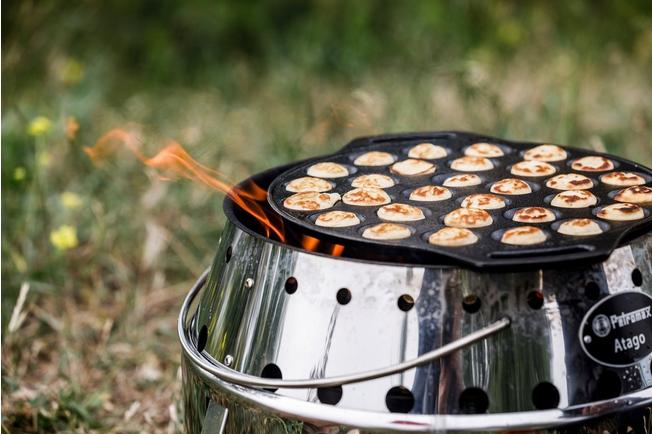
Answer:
top-left (609, 306), bottom-right (651, 330)
top-left (592, 314), bottom-right (611, 337)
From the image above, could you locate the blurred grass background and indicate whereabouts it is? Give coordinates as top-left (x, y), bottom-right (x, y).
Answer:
top-left (2, 1), bottom-right (652, 432)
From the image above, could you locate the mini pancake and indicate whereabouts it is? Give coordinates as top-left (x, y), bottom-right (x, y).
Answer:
top-left (460, 194), bottom-right (506, 210)
top-left (409, 185), bottom-right (452, 202)
top-left (315, 211), bottom-right (361, 227)
top-left (464, 143), bottom-right (504, 158)
top-left (600, 171), bottom-right (646, 187)
top-left (550, 190), bottom-right (598, 208)
top-left (286, 176), bottom-right (334, 193)
top-left (408, 143), bottom-right (447, 159)
top-left (428, 227), bottom-right (478, 247)
top-left (557, 219), bottom-right (603, 236)
top-left (351, 174), bottom-right (395, 189)
top-left (597, 203), bottom-right (645, 221)
top-left (342, 187), bottom-right (391, 206)
top-left (513, 207), bottom-right (556, 223)
top-left (545, 173), bottom-right (594, 190)
top-left (501, 226), bottom-right (547, 245)
top-left (353, 151), bottom-right (395, 166)
top-left (390, 159), bottom-right (436, 176)
top-left (510, 160), bottom-right (556, 177)
top-left (571, 156), bottom-right (615, 172)
top-left (614, 186), bottom-right (652, 204)
top-left (362, 223), bottom-right (411, 240)
top-left (450, 156), bottom-right (494, 172)
top-left (523, 144), bottom-right (567, 162)
top-left (377, 203), bottom-right (425, 222)
top-left (306, 162), bottom-right (349, 178)
top-left (444, 208), bottom-right (493, 228)
top-left (283, 192), bottom-right (341, 211)
top-left (443, 174), bottom-right (482, 187)
top-left (490, 179), bottom-right (532, 195)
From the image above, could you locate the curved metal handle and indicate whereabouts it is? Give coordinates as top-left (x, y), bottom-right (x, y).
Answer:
top-left (179, 269), bottom-right (511, 389)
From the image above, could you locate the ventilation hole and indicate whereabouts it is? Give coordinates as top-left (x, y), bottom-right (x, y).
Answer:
top-left (585, 281), bottom-right (600, 300)
top-left (458, 387), bottom-right (489, 414)
top-left (532, 382), bottom-right (560, 409)
top-left (594, 370), bottom-right (621, 400)
top-left (397, 294), bottom-right (415, 312)
top-left (260, 363), bottom-right (283, 393)
top-left (632, 268), bottom-right (643, 287)
top-left (317, 386), bottom-right (343, 405)
top-left (284, 277), bottom-right (298, 294)
top-left (225, 246), bottom-right (232, 263)
top-left (385, 386), bottom-right (414, 413)
top-left (527, 290), bottom-right (544, 310)
top-left (462, 295), bottom-right (481, 314)
top-left (197, 325), bottom-right (208, 352)
top-left (336, 288), bottom-right (352, 305)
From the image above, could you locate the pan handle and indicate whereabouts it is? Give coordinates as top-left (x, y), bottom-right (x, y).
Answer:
top-left (178, 269), bottom-right (511, 389)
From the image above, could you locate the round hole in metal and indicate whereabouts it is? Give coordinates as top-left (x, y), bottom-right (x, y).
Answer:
top-left (317, 386), bottom-right (343, 405)
top-left (336, 288), bottom-right (352, 305)
top-left (585, 281), bottom-right (600, 300)
top-left (594, 370), bottom-right (621, 400)
top-left (458, 387), bottom-right (489, 414)
top-left (632, 268), bottom-right (643, 287)
top-left (462, 295), bottom-right (481, 314)
top-left (531, 382), bottom-right (560, 409)
top-left (527, 290), bottom-right (544, 310)
top-left (197, 325), bottom-right (208, 352)
top-left (225, 245), bottom-right (232, 263)
top-left (260, 363), bottom-right (283, 393)
top-left (285, 277), bottom-right (298, 294)
top-left (398, 294), bottom-right (415, 312)
top-left (385, 386), bottom-right (414, 413)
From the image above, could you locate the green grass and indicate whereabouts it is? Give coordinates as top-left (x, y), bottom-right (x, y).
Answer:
top-left (2, 1), bottom-right (652, 432)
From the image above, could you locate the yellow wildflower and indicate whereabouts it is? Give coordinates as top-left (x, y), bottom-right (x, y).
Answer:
top-left (60, 192), bottom-right (83, 210)
top-left (50, 225), bottom-right (79, 251)
top-left (13, 167), bottom-right (26, 181)
top-left (38, 151), bottom-right (52, 168)
top-left (27, 116), bottom-right (52, 136)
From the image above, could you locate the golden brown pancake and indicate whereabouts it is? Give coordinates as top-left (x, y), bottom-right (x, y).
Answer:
top-left (557, 219), bottom-right (603, 236)
top-left (550, 190), bottom-right (598, 208)
top-left (409, 185), bottom-right (452, 202)
top-left (523, 144), bottom-right (567, 162)
top-left (351, 174), bottom-right (395, 189)
top-left (444, 208), bottom-right (493, 228)
top-left (614, 186), bottom-right (652, 204)
top-left (460, 194), bottom-right (506, 210)
top-left (464, 143), bottom-right (504, 158)
top-left (377, 204), bottom-right (425, 222)
top-left (545, 173), bottom-right (594, 190)
top-left (501, 226), bottom-right (547, 245)
top-left (408, 143), bottom-right (447, 159)
top-left (428, 228), bottom-right (478, 247)
top-left (450, 156), bottom-right (494, 172)
top-left (283, 192), bottom-right (341, 211)
top-left (342, 187), bottom-right (391, 206)
top-left (390, 159), bottom-right (436, 176)
top-left (286, 176), bottom-right (334, 193)
top-left (362, 223), bottom-right (411, 240)
top-left (512, 207), bottom-right (556, 223)
top-left (353, 151), bottom-right (395, 166)
top-left (597, 203), bottom-right (645, 221)
top-left (510, 160), bottom-right (556, 177)
top-left (443, 174), bottom-right (482, 187)
top-left (600, 172), bottom-right (646, 187)
top-left (490, 179), bottom-right (532, 195)
top-left (571, 156), bottom-right (615, 172)
top-left (306, 162), bottom-right (349, 178)
top-left (315, 211), bottom-right (360, 227)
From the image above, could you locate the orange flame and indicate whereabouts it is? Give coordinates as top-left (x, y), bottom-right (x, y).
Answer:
top-left (301, 235), bottom-right (320, 252)
top-left (85, 128), bottom-right (284, 241)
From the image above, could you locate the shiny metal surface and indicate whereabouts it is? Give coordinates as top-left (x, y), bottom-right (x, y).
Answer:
top-left (180, 218), bottom-right (652, 432)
